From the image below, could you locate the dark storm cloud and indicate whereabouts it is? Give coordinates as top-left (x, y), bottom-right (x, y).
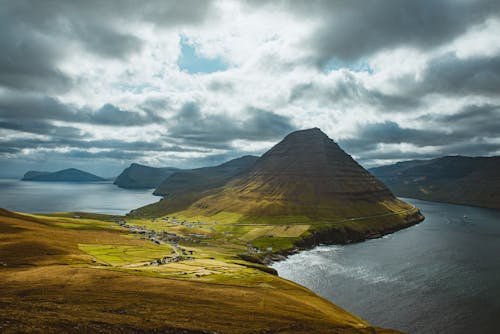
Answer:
top-left (0, 121), bottom-right (85, 139)
top-left (420, 104), bottom-right (500, 137)
top-left (277, 0), bottom-right (500, 65)
top-left (340, 118), bottom-right (500, 164)
top-left (0, 94), bottom-right (165, 127)
top-left (408, 54), bottom-right (500, 97)
top-left (339, 120), bottom-right (497, 154)
top-left (167, 102), bottom-right (295, 146)
top-left (69, 22), bottom-right (143, 59)
top-left (0, 15), bottom-right (71, 93)
top-left (0, 0), bottom-right (215, 92)
top-left (89, 104), bottom-right (165, 126)
top-left (339, 121), bottom-right (443, 155)
top-left (0, 135), bottom-right (204, 158)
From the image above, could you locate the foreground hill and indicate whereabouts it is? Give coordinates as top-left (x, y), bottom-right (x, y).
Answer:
top-left (137, 128), bottom-right (423, 248)
top-left (370, 156), bottom-right (500, 209)
top-left (114, 163), bottom-right (180, 189)
top-left (22, 168), bottom-right (105, 182)
top-left (0, 208), bottom-right (402, 333)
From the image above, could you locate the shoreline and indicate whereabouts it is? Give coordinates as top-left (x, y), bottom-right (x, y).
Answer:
top-left (0, 208), bottom-right (406, 333)
top-left (263, 209), bottom-right (425, 265)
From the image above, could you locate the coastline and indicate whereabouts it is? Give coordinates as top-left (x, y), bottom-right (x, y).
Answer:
top-left (262, 209), bottom-right (425, 265)
top-left (0, 208), bottom-right (406, 333)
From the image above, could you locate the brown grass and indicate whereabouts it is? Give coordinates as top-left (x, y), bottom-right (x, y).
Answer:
top-left (0, 209), bottom-right (403, 334)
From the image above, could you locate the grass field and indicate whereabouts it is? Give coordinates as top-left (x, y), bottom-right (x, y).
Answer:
top-left (0, 208), bottom-right (406, 333)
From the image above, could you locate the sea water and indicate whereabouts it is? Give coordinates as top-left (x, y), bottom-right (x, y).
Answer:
top-left (0, 179), bottom-right (158, 215)
top-left (271, 198), bottom-right (500, 334)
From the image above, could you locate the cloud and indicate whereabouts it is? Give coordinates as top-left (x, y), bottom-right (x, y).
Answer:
top-left (0, 93), bottom-right (165, 128)
top-left (166, 102), bottom-right (295, 146)
top-left (339, 116), bottom-right (500, 166)
top-left (420, 103), bottom-right (500, 137)
top-left (1, 0), bottom-right (500, 175)
top-left (281, 0), bottom-right (500, 66)
top-left (0, 121), bottom-right (86, 139)
top-left (69, 22), bottom-right (143, 59)
top-left (0, 15), bottom-right (71, 93)
top-left (0, 0), bottom-right (216, 93)
top-left (411, 53), bottom-right (500, 96)
top-left (339, 121), bottom-right (444, 154)
top-left (289, 72), bottom-right (421, 112)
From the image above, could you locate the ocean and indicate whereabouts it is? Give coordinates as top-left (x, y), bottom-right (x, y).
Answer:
top-left (271, 198), bottom-right (500, 334)
top-left (0, 179), bottom-right (158, 215)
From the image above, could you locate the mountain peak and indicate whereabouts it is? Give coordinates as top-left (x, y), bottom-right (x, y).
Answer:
top-left (138, 128), bottom-right (420, 226)
top-left (256, 127), bottom-right (347, 177)
top-left (283, 127), bottom-right (328, 140)
top-left (199, 127), bottom-right (399, 216)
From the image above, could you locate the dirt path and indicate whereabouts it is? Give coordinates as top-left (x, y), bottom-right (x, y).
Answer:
top-left (221, 205), bottom-right (419, 226)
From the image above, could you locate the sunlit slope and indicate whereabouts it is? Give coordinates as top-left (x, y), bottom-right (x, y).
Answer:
top-left (0, 209), bottom-right (402, 334)
top-left (138, 128), bottom-right (423, 232)
top-left (154, 155), bottom-right (258, 196)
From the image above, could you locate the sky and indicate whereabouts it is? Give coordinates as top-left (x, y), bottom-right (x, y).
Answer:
top-left (1, 0), bottom-right (500, 177)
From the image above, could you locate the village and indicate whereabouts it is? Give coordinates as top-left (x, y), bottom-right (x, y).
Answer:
top-left (110, 215), bottom-right (274, 269)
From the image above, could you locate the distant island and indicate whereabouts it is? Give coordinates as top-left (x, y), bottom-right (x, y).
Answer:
top-left (21, 168), bottom-right (105, 182)
top-left (370, 155), bottom-right (500, 209)
top-left (114, 163), bottom-right (180, 189)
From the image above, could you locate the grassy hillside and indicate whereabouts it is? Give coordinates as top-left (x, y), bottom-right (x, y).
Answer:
top-left (114, 163), bottom-right (180, 189)
top-left (370, 156), bottom-right (500, 209)
top-left (137, 129), bottom-right (423, 245)
top-left (153, 155), bottom-right (258, 196)
top-left (0, 208), bottom-right (402, 333)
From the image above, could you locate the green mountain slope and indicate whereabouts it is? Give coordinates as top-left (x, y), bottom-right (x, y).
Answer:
top-left (114, 163), bottom-right (180, 189)
top-left (139, 156), bottom-right (258, 213)
top-left (137, 129), bottom-right (423, 242)
top-left (22, 168), bottom-right (105, 182)
top-left (370, 156), bottom-right (500, 209)
top-left (154, 155), bottom-right (258, 197)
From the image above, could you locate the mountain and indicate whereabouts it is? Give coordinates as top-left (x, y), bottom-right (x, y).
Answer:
top-left (22, 168), bottom-right (105, 182)
top-left (370, 155), bottom-right (500, 209)
top-left (154, 155), bottom-right (259, 196)
top-left (137, 128), bottom-right (423, 241)
top-left (114, 163), bottom-right (180, 189)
